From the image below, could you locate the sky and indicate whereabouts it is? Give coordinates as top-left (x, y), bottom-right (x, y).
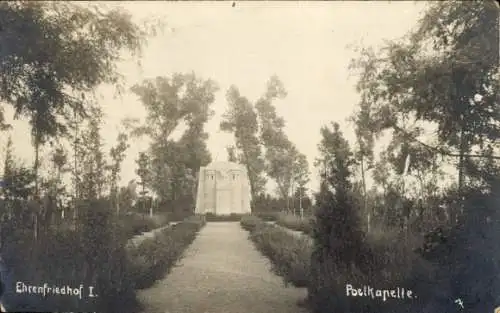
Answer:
top-left (1, 1), bottom-right (431, 196)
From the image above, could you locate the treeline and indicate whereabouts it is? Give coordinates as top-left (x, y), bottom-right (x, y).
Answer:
top-left (252, 193), bottom-right (313, 216)
top-left (243, 2), bottom-right (499, 313)
top-left (0, 2), bottom-right (307, 312)
top-left (220, 76), bottom-right (312, 216)
top-left (122, 73), bottom-right (218, 218)
top-left (0, 3), bottom-right (209, 312)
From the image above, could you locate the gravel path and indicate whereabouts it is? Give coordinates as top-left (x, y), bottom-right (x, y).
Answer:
top-left (137, 222), bottom-right (308, 313)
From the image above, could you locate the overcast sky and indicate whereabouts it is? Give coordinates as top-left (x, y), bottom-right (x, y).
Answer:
top-left (2, 1), bottom-right (431, 195)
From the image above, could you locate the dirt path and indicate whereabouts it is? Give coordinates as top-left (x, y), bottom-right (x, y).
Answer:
top-left (137, 222), bottom-right (308, 313)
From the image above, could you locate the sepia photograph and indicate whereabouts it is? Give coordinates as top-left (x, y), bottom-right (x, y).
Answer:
top-left (0, 1), bottom-right (498, 312)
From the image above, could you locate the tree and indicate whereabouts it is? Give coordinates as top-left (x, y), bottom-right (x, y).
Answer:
top-left (135, 151), bottom-right (151, 214)
top-left (135, 151), bottom-right (150, 197)
top-left (226, 145), bottom-right (237, 162)
top-left (255, 75), bottom-right (306, 211)
top-left (2, 136), bottom-right (15, 202)
top-left (0, 2), bottom-right (155, 200)
top-left (350, 1), bottom-right (499, 197)
top-left (349, 98), bottom-right (376, 231)
top-left (293, 185), bottom-right (312, 217)
top-left (309, 122), bottom-right (373, 312)
top-left (79, 106), bottom-right (107, 202)
top-left (177, 119), bottom-right (212, 174)
top-left (291, 152), bottom-right (310, 217)
top-left (220, 85), bottom-right (266, 200)
top-left (313, 122), bottom-right (367, 261)
top-left (109, 132), bottom-right (129, 214)
top-left (129, 73), bottom-right (218, 142)
top-left (49, 146), bottom-right (68, 220)
top-left (1, 136), bottom-right (36, 235)
top-left (265, 144), bottom-right (296, 211)
top-left (176, 124), bottom-right (212, 210)
top-left (2, 136), bottom-right (36, 203)
top-left (128, 73), bottom-right (217, 211)
top-left (254, 76), bottom-right (288, 187)
top-left (347, 2), bottom-right (499, 312)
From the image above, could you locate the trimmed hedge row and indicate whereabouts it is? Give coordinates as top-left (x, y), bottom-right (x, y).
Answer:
top-left (275, 213), bottom-right (314, 235)
top-left (240, 215), bottom-right (312, 288)
top-left (240, 214), bottom-right (262, 231)
top-left (119, 213), bottom-right (165, 238)
top-left (253, 211), bottom-right (280, 222)
top-left (205, 212), bottom-right (245, 222)
top-left (127, 215), bottom-right (206, 290)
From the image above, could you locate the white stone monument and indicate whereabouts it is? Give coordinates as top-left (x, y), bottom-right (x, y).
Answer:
top-left (195, 161), bottom-right (252, 215)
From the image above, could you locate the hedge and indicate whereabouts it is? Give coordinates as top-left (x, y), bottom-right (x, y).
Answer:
top-left (127, 215), bottom-right (206, 290)
top-left (0, 199), bottom-right (204, 313)
top-left (1, 200), bottom-right (141, 313)
top-left (240, 214), bottom-right (262, 232)
top-left (204, 212), bottom-right (245, 222)
top-left (275, 212), bottom-right (314, 235)
top-left (240, 215), bottom-right (311, 288)
top-left (119, 213), bottom-right (163, 239)
top-left (253, 211), bottom-right (280, 221)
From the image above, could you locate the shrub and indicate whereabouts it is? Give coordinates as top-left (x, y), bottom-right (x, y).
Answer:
top-left (254, 211), bottom-right (280, 222)
top-left (411, 184), bottom-right (500, 313)
top-left (119, 213), bottom-right (169, 239)
top-left (250, 222), bottom-right (312, 288)
top-left (150, 213), bottom-right (170, 228)
top-left (275, 212), bottom-right (314, 235)
top-left (127, 214), bottom-right (205, 289)
top-left (205, 212), bottom-right (244, 222)
top-left (239, 214), bottom-right (261, 232)
top-left (1, 199), bottom-right (141, 313)
top-left (308, 124), bottom-right (379, 313)
top-left (240, 215), bottom-right (311, 288)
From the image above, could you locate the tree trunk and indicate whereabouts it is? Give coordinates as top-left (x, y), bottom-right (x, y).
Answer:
top-left (73, 112), bottom-right (79, 226)
top-left (116, 188), bottom-right (120, 215)
top-left (400, 176), bottom-right (408, 240)
top-left (360, 156), bottom-right (368, 233)
top-left (142, 183), bottom-right (146, 214)
top-left (34, 139), bottom-right (40, 199)
top-left (299, 187), bottom-right (303, 218)
top-left (241, 148), bottom-right (257, 202)
top-left (56, 169), bottom-right (61, 218)
top-left (33, 133), bottom-right (41, 242)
